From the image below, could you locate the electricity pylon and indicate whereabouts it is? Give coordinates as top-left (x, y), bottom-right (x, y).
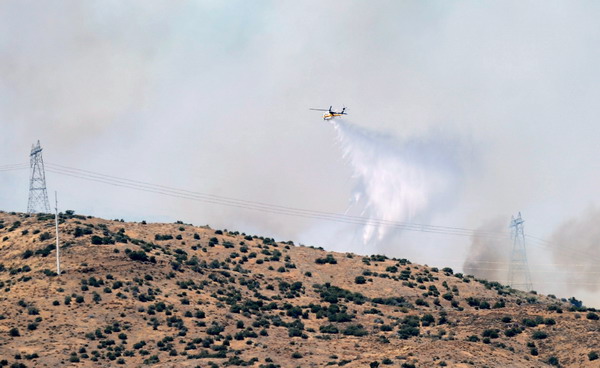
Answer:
top-left (507, 212), bottom-right (533, 291)
top-left (27, 140), bottom-right (51, 214)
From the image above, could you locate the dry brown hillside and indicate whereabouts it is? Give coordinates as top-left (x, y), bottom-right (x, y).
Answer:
top-left (0, 210), bottom-right (599, 368)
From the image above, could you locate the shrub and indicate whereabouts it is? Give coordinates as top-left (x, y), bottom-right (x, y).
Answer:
top-left (143, 355), bottom-right (160, 365)
top-left (421, 314), bottom-right (435, 326)
top-left (93, 292), bottom-right (101, 303)
top-left (315, 254), bottom-right (337, 265)
top-left (482, 329), bottom-right (499, 339)
top-left (398, 324), bottom-right (420, 339)
top-left (531, 330), bottom-right (548, 340)
top-left (207, 323), bottom-right (224, 335)
top-left (355, 276), bottom-right (366, 284)
top-left (587, 312), bottom-right (599, 320)
top-left (9, 328), bottom-right (19, 337)
top-left (22, 250), bottom-right (33, 259)
top-left (291, 352), bottom-right (302, 359)
top-left (343, 324), bottom-right (368, 336)
top-left (547, 356), bottom-right (559, 366)
top-left (91, 235), bottom-right (103, 245)
top-left (504, 327), bottom-right (521, 337)
top-left (127, 250), bottom-right (155, 263)
top-left (589, 351), bottom-right (599, 361)
top-left (319, 324), bottom-right (339, 334)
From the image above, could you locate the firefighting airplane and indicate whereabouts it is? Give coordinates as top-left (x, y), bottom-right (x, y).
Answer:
top-left (310, 106), bottom-right (348, 120)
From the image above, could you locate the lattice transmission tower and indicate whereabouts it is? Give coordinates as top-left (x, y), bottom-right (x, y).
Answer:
top-left (507, 212), bottom-right (533, 291)
top-left (27, 140), bottom-right (51, 214)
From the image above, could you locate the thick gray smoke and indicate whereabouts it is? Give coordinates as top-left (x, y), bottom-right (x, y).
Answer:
top-left (463, 217), bottom-right (510, 282)
top-left (549, 206), bottom-right (600, 293)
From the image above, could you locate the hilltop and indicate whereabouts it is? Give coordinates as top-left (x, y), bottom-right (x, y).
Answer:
top-left (0, 210), bottom-right (598, 367)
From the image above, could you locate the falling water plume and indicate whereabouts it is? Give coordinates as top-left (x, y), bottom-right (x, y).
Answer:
top-left (331, 120), bottom-right (463, 250)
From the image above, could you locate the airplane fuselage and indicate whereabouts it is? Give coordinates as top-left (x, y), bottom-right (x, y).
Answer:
top-left (323, 113), bottom-right (343, 120)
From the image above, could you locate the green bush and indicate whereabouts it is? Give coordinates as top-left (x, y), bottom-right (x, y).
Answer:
top-left (343, 324), bottom-right (368, 336)
top-left (398, 324), bottom-right (420, 339)
top-left (127, 250), bottom-right (155, 263)
top-left (504, 327), bottom-right (522, 337)
top-left (482, 329), bottom-right (499, 339)
top-left (315, 254), bottom-right (337, 265)
top-left (355, 276), bottom-right (366, 284)
top-left (531, 330), bottom-right (548, 340)
top-left (587, 312), bottom-right (599, 320)
top-left (319, 324), bottom-right (339, 334)
top-left (421, 314), bottom-right (435, 326)
top-left (589, 351), bottom-right (599, 361)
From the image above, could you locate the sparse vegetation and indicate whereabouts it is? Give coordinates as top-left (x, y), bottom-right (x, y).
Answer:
top-left (0, 211), bottom-right (593, 366)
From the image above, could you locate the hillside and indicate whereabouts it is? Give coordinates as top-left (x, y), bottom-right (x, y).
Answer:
top-left (0, 210), bottom-right (598, 368)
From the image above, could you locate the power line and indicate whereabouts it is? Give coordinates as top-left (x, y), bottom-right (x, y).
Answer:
top-left (44, 162), bottom-right (510, 239)
top-left (3, 160), bottom-right (600, 267)
top-left (37, 163), bottom-right (600, 263)
top-left (0, 163), bottom-right (28, 172)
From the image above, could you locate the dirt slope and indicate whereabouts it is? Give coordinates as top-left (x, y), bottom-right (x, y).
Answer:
top-left (0, 211), bottom-right (598, 367)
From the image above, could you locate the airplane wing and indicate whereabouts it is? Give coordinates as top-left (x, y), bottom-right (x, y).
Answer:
top-left (309, 108), bottom-right (330, 111)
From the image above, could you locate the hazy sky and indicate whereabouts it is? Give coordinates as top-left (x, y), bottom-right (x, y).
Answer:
top-left (2, 1), bottom-right (600, 305)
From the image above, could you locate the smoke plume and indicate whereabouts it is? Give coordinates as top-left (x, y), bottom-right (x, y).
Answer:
top-left (332, 120), bottom-right (464, 250)
top-left (549, 206), bottom-right (600, 293)
top-left (463, 217), bottom-right (510, 282)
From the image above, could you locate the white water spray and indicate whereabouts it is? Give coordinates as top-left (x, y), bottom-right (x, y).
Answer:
top-left (332, 120), bottom-right (463, 250)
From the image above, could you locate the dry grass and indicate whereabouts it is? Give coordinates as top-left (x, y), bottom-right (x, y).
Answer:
top-left (0, 210), bottom-right (598, 367)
